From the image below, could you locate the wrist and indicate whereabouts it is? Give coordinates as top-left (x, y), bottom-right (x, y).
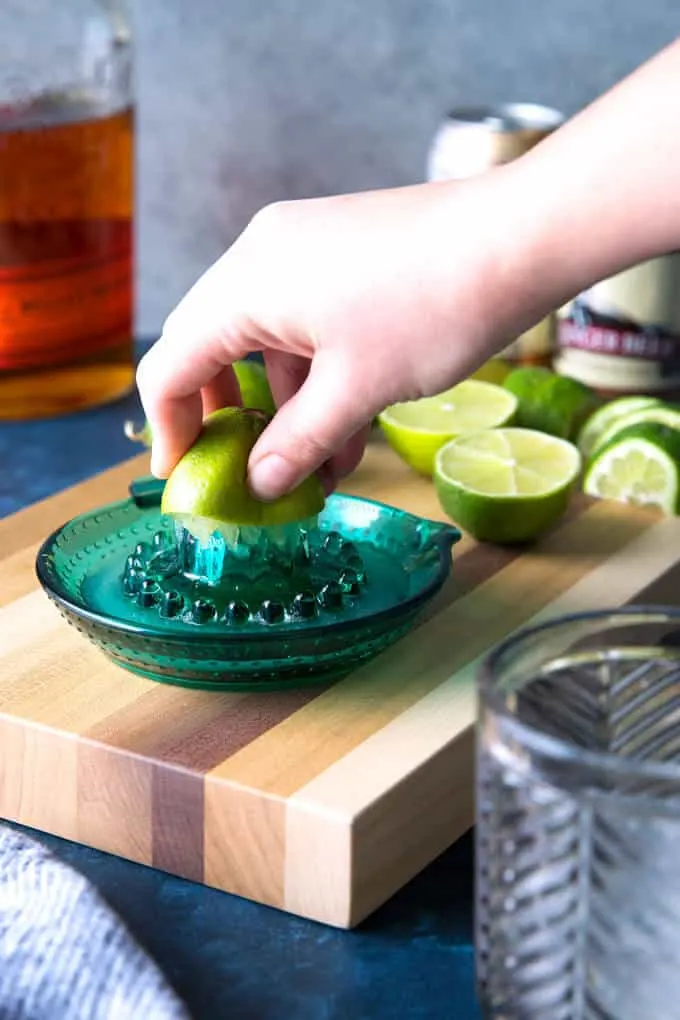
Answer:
top-left (468, 160), bottom-right (586, 352)
top-left (424, 166), bottom-right (563, 374)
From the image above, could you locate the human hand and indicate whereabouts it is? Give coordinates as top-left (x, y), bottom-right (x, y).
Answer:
top-left (138, 39), bottom-right (680, 503)
top-left (136, 174), bottom-right (529, 500)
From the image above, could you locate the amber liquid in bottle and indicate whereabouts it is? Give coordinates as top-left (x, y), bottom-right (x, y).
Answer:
top-left (0, 93), bottom-right (134, 420)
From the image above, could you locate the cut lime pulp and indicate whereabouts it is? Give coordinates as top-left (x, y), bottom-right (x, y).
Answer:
top-left (378, 380), bottom-right (517, 476)
top-left (434, 427), bottom-right (581, 544)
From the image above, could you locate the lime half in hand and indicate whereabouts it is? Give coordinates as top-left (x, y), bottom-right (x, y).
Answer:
top-left (434, 427), bottom-right (581, 544)
top-left (161, 407), bottom-right (325, 537)
top-left (378, 380), bottom-right (518, 476)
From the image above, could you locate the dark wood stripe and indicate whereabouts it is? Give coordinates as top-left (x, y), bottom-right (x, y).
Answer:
top-left (452, 494), bottom-right (588, 590)
top-left (154, 686), bottom-right (325, 771)
top-left (627, 555), bottom-right (680, 608)
top-left (416, 495), bottom-right (590, 624)
top-left (152, 763), bottom-right (204, 881)
top-left (88, 687), bottom-right (321, 883)
top-left (86, 684), bottom-right (326, 775)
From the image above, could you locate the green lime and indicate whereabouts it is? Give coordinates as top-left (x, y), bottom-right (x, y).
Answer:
top-left (576, 395), bottom-right (662, 458)
top-left (470, 359), bottom-right (512, 386)
top-left (583, 421), bottom-right (680, 514)
top-left (378, 380), bottom-right (518, 476)
top-left (161, 407), bottom-right (325, 535)
top-left (123, 359), bottom-right (275, 450)
top-left (233, 359), bottom-right (276, 414)
top-left (503, 367), bottom-right (600, 441)
top-left (434, 427), bottom-right (581, 544)
top-left (588, 403), bottom-right (680, 455)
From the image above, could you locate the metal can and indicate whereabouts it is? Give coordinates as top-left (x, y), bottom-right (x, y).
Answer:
top-left (427, 102), bottom-right (564, 181)
top-left (554, 254), bottom-right (680, 396)
top-left (427, 103), bottom-right (564, 366)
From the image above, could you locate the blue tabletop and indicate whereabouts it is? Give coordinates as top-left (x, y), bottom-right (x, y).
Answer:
top-left (0, 366), bottom-right (481, 1020)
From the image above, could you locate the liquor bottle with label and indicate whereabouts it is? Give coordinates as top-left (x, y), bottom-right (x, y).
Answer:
top-left (0, 1), bottom-right (134, 420)
top-left (554, 254), bottom-right (680, 397)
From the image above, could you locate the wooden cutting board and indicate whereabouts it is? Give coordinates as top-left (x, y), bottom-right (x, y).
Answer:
top-left (1, 436), bottom-right (678, 928)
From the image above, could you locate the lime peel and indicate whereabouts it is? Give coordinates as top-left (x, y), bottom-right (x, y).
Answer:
top-left (503, 366), bottom-right (600, 441)
top-left (583, 421), bottom-right (680, 515)
top-left (588, 403), bottom-right (680, 456)
top-left (576, 395), bottom-right (661, 458)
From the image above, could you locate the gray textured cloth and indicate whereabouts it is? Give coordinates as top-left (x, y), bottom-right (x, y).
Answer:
top-left (0, 826), bottom-right (190, 1020)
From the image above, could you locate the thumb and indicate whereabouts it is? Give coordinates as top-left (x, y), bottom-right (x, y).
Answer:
top-left (247, 355), bottom-right (373, 500)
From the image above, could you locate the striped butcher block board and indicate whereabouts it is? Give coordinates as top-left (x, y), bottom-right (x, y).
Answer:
top-left (0, 436), bottom-right (676, 928)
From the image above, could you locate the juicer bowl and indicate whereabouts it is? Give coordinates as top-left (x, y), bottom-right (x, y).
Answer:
top-left (35, 476), bottom-right (460, 691)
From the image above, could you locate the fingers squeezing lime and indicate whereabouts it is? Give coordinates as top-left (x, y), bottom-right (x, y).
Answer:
top-left (124, 358), bottom-right (276, 449)
top-left (161, 407), bottom-right (324, 540)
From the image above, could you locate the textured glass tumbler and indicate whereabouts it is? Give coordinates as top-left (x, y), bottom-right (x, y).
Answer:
top-left (476, 608), bottom-right (680, 1020)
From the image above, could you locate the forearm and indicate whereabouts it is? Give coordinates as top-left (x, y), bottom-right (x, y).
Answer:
top-left (138, 38), bottom-right (680, 495)
top-left (486, 38), bottom-right (680, 341)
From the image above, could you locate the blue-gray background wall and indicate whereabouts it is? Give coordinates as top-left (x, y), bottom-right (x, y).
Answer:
top-left (131, 2), bottom-right (676, 333)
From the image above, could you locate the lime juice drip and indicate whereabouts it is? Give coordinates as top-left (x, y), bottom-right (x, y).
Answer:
top-left (174, 516), bottom-right (315, 586)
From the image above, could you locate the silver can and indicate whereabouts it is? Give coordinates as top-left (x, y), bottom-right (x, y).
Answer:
top-left (427, 103), bottom-right (564, 366)
top-left (427, 102), bottom-right (563, 181)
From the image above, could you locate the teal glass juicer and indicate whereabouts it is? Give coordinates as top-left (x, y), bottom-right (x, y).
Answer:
top-left (35, 476), bottom-right (460, 691)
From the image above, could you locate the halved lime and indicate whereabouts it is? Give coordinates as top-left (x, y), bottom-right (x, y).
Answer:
top-left (378, 380), bottom-right (518, 476)
top-left (583, 421), bottom-right (680, 514)
top-left (161, 407), bottom-right (325, 535)
top-left (503, 366), bottom-right (600, 441)
top-left (434, 427), bottom-right (581, 544)
top-left (576, 395), bottom-right (662, 458)
top-left (588, 403), bottom-right (680, 455)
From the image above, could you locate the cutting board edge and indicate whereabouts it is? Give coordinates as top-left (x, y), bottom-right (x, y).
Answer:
top-left (0, 703), bottom-right (477, 929)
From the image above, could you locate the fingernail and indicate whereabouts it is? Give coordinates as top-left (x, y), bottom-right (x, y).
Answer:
top-left (150, 451), bottom-right (164, 478)
top-left (150, 443), bottom-right (169, 479)
top-left (248, 454), bottom-right (293, 501)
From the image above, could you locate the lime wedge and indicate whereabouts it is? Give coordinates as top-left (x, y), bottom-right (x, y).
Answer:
top-left (588, 403), bottom-right (680, 455)
top-left (434, 427), bottom-right (581, 544)
top-left (583, 421), bottom-right (680, 514)
top-left (503, 366), bottom-right (600, 441)
top-left (233, 359), bottom-right (276, 414)
top-left (576, 395), bottom-right (662, 458)
top-left (161, 407), bottom-right (325, 531)
top-left (378, 380), bottom-right (518, 476)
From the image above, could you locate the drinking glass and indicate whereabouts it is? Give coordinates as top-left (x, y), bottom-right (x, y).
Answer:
top-left (476, 607), bottom-right (680, 1019)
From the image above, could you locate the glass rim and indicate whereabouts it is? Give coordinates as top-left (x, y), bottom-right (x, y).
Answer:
top-left (478, 604), bottom-right (680, 783)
